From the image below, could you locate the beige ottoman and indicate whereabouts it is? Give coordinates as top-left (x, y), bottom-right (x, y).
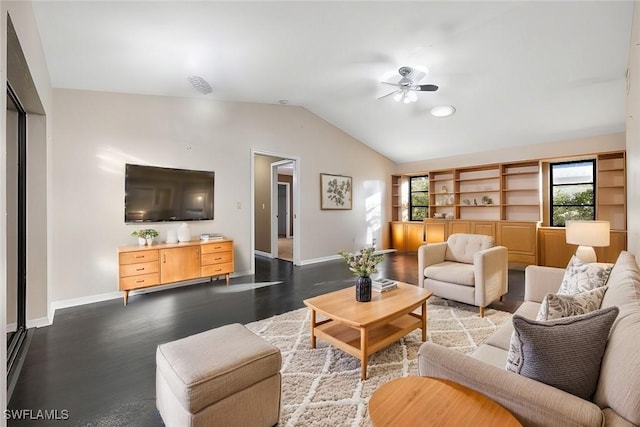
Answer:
top-left (156, 323), bottom-right (282, 427)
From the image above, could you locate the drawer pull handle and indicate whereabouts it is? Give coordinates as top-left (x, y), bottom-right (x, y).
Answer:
top-left (135, 255), bottom-right (144, 259)
top-left (136, 268), bottom-right (144, 271)
top-left (214, 268), bottom-right (222, 272)
top-left (214, 257), bottom-right (222, 261)
top-left (214, 246), bottom-right (222, 249)
top-left (136, 280), bottom-right (144, 283)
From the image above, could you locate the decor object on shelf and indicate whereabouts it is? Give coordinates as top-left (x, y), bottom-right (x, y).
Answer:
top-left (166, 229), bottom-right (178, 244)
top-left (130, 229), bottom-right (159, 246)
top-left (463, 199), bottom-right (471, 205)
top-left (177, 222), bottom-right (191, 242)
top-left (565, 220), bottom-right (610, 263)
top-left (481, 195), bottom-right (493, 205)
top-left (321, 173), bottom-right (352, 210)
top-left (339, 247), bottom-right (384, 302)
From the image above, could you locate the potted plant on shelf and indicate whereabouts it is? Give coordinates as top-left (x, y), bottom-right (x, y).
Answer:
top-left (338, 247), bottom-right (385, 302)
top-left (131, 229), bottom-right (159, 246)
top-left (143, 229), bottom-right (159, 246)
top-left (131, 230), bottom-right (147, 246)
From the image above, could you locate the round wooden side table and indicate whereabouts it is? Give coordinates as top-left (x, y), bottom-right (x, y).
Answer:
top-left (368, 376), bottom-right (522, 427)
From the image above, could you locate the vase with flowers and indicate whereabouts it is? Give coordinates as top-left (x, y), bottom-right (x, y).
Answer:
top-left (338, 247), bottom-right (385, 302)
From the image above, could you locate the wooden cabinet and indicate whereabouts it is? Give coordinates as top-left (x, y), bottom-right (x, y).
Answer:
top-left (456, 166), bottom-right (501, 220)
top-left (390, 222), bottom-right (425, 253)
top-left (429, 170), bottom-right (455, 220)
top-left (597, 152), bottom-right (626, 230)
top-left (201, 240), bottom-right (234, 281)
top-left (118, 239), bottom-right (234, 305)
top-left (160, 246), bottom-right (201, 284)
top-left (501, 161), bottom-right (541, 221)
top-left (423, 219), bottom-right (538, 265)
top-left (118, 250), bottom-right (160, 292)
top-left (538, 227), bottom-right (626, 267)
top-left (391, 175), bottom-right (402, 221)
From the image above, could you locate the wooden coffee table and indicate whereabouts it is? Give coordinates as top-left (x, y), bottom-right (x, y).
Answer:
top-left (369, 377), bottom-right (522, 426)
top-left (303, 282), bottom-right (432, 380)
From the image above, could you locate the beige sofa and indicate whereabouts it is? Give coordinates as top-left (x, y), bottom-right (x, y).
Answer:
top-left (418, 250), bottom-right (640, 427)
top-left (418, 233), bottom-right (508, 317)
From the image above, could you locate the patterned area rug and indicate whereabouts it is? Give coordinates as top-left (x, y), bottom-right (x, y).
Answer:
top-left (245, 296), bottom-right (512, 427)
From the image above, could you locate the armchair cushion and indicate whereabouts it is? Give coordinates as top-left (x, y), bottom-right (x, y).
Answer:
top-left (423, 262), bottom-right (475, 287)
top-left (445, 233), bottom-right (495, 264)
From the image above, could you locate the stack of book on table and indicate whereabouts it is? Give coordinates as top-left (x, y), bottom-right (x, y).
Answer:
top-left (372, 278), bottom-right (397, 293)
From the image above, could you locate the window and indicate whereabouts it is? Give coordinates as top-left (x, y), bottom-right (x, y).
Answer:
top-left (550, 160), bottom-right (595, 227)
top-left (409, 175), bottom-right (429, 221)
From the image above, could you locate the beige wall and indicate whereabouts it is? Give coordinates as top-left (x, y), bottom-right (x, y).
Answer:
top-left (397, 133), bottom-right (625, 174)
top-left (50, 89), bottom-right (396, 303)
top-left (627, 1), bottom-right (640, 257)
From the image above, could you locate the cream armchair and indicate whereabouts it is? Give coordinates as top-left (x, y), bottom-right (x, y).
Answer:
top-left (418, 233), bottom-right (508, 317)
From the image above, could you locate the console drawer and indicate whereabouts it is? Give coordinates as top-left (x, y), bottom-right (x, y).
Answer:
top-left (202, 263), bottom-right (234, 277)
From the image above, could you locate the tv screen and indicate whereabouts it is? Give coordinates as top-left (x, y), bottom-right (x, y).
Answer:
top-left (125, 164), bottom-right (214, 222)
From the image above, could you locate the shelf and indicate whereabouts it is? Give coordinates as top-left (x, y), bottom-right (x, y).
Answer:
top-left (456, 177), bottom-right (498, 183)
top-left (502, 188), bottom-right (538, 192)
top-left (502, 171), bottom-right (538, 176)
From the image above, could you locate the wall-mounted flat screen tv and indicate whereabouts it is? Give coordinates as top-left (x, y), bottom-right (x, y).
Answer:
top-left (125, 164), bottom-right (214, 222)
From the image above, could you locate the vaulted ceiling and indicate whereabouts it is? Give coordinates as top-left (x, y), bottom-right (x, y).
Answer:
top-left (32, 1), bottom-right (634, 163)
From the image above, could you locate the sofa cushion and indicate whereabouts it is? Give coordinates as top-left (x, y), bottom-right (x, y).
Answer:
top-left (424, 261), bottom-right (475, 287)
top-left (444, 233), bottom-right (494, 264)
top-left (593, 251), bottom-right (640, 425)
top-left (558, 256), bottom-right (612, 295)
top-left (536, 287), bottom-right (607, 321)
top-left (505, 307), bottom-right (619, 400)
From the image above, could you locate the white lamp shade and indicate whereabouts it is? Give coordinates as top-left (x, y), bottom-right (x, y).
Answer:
top-left (566, 220), bottom-right (610, 247)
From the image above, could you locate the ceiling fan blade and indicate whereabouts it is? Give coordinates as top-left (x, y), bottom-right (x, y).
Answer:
top-left (381, 81), bottom-right (399, 87)
top-left (377, 90), bottom-right (399, 100)
top-left (415, 84), bottom-right (439, 92)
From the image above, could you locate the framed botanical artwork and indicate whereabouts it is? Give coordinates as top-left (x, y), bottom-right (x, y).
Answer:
top-left (320, 173), bottom-right (352, 210)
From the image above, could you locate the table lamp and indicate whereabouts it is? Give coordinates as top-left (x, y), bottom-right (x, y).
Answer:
top-left (565, 220), bottom-right (610, 263)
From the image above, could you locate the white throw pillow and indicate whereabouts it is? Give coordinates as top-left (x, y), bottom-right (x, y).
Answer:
top-left (536, 286), bottom-right (608, 321)
top-left (557, 255), bottom-right (612, 295)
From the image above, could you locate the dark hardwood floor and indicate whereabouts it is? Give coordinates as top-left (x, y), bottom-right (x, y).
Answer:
top-left (8, 253), bottom-right (523, 426)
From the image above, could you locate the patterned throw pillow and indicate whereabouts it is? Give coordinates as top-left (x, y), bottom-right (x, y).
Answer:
top-left (505, 307), bottom-right (619, 400)
top-left (536, 286), bottom-right (608, 321)
top-left (557, 255), bottom-right (613, 295)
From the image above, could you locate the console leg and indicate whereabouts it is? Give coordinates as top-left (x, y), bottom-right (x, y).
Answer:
top-left (123, 291), bottom-right (129, 306)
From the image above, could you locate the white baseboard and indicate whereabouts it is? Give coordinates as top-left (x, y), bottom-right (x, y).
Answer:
top-left (299, 249), bottom-right (395, 266)
top-left (254, 250), bottom-right (272, 258)
top-left (48, 271), bottom-right (253, 322)
top-left (7, 315), bottom-right (52, 330)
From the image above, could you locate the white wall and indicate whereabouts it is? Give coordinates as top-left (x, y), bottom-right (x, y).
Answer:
top-left (396, 132), bottom-right (625, 174)
top-left (50, 89), bottom-right (395, 304)
top-left (627, 2), bottom-right (640, 257)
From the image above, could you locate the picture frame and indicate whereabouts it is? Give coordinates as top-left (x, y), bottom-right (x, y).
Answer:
top-left (320, 173), bottom-right (352, 210)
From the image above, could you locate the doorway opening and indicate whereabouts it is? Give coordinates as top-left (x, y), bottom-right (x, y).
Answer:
top-left (251, 151), bottom-right (300, 269)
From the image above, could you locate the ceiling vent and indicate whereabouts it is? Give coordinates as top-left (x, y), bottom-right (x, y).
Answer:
top-left (187, 75), bottom-right (213, 95)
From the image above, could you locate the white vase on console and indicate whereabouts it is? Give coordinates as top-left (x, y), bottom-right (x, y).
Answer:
top-left (177, 223), bottom-right (191, 243)
top-left (166, 229), bottom-right (178, 244)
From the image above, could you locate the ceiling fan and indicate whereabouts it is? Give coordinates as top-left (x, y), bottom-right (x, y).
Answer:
top-left (378, 66), bottom-right (438, 103)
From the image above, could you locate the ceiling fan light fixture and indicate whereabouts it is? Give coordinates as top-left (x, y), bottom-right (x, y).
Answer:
top-left (393, 91), bottom-right (403, 102)
top-left (430, 105), bottom-right (456, 117)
